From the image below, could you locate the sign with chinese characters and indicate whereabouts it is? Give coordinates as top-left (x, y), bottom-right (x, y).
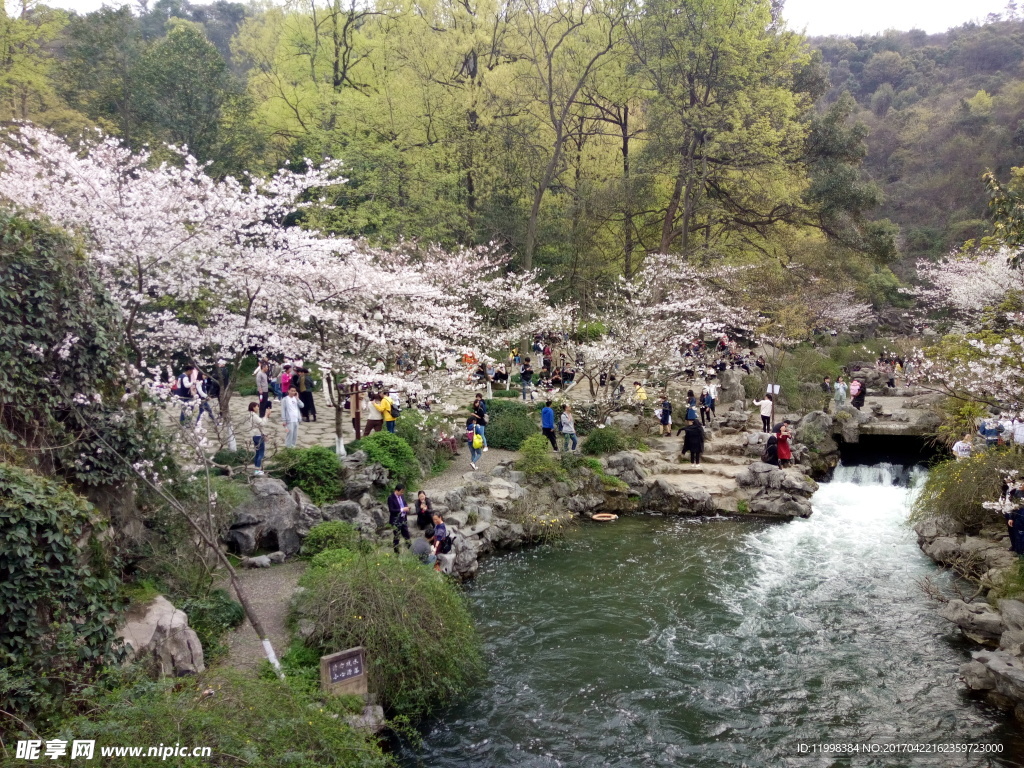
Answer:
top-left (320, 646), bottom-right (368, 697)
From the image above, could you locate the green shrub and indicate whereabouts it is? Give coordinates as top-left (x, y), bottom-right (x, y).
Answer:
top-left (393, 409), bottom-right (456, 476)
top-left (293, 556), bottom-right (483, 716)
top-left (581, 426), bottom-right (629, 455)
top-left (559, 453), bottom-right (626, 489)
top-left (575, 320), bottom-right (606, 342)
top-left (302, 521), bottom-right (359, 557)
top-left (179, 589), bottom-right (245, 662)
top-left (56, 671), bottom-right (389, 767)
top-left (911, 449), bottom-right (1024, 529)
top-left (272, 446), bottom-right (343, 506)
top-left (212, 447), bottom-right (251, 471)
top-left (359, 431), bottom-right (420, 486)
top-left (933, 399), bottom-right (988, 449)
top-left (0, 465), bottom-right (124, 737)
top-left (742, 372), bottom-right (765, 400)
top-left (491, 389), bottom-right (518, 398)
top-left (310, 547), bottom-right (359, 570)
top-left (515, 434), bottom-right (564, 480)
top-left (486, 401), bottom-right (538, 450)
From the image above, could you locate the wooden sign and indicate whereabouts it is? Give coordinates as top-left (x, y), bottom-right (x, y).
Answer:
top-left (320, 646), bottom-right (368, 697)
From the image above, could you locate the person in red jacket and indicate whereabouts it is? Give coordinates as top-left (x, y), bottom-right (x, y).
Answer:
top-left (776, 422), bottom-right (793, 468)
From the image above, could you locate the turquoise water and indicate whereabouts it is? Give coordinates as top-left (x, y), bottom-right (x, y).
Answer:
top-left (403, 466), bottom-right (1024, 767)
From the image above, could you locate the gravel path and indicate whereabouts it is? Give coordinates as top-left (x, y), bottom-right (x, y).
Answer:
top-left (223, 560), bottom-right (307, 671)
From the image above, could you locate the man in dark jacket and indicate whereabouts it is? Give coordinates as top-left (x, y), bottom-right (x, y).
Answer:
top-left (387, 484), bottom-right (411, 553)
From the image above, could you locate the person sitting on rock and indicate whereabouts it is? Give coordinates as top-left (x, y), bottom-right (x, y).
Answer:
top-left (431, 512), bottom-right (453, 571)
top-left (952, 434), bottom-right (973, 461)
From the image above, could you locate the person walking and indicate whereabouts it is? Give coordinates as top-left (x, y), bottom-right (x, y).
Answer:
top-left (820, 376), bottom-right (832, 413)
top-left (361, 392), bottom-right (383, 436)
top-left (176, 365), bottom-right (197, 424)
top-left (699, 387), bottom-right (715, 426)
top-left (281, 386), bottom-right (302, 447)
top-left (682, 419), bottom-right (705, 465)
top-left (294, 368), bottom-right (317, 422)
top-left (472, 393), bottom-right (489, 451)
top-left (521, 357), bottom-right (536, 401)
top-left (466, 415), bottom-right (485, 470)
top-left (658, 395), bottom-right (672, 436)
top-left (248, 401), bottom-right (270, 475)
top-left (279, 364), bottom-right (292, 401)
top-left (377, 390), bottom-right (398, 433)
top-left (194, 372), bottom-right (216, 425)
top-left (849, 378), bottom-right (866, 410)
top-left (387, 484), bottom-right (412, 553)
top-left (560, 404), bottom-right (578, 452)
top-left (753, 394), bottom-right (774, 433)
top-left (834, 376), bottom-right (848, 409)
top-left (541, 400), bottom-right (559, 452)
top-left (256, 362), bottom-right (271, 417)
top-left (632, 381), bottom-right (648, 414)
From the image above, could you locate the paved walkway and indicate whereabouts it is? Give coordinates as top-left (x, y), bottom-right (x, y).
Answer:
top-left (223, 560), bottom-right (306, 671)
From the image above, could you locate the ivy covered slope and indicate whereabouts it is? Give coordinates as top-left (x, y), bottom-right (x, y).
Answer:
top-left (0, 209), bottom-right (164, 505)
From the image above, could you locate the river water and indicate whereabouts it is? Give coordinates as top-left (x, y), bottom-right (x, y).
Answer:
top-left (403, 464), bottom-right (1024, 767)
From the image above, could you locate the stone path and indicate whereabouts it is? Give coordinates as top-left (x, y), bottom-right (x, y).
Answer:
top-left (223, 560), bottom-right (306, 672)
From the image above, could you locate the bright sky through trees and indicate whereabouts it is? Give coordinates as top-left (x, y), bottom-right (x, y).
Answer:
top-left (783, 0), bottom-right (1010, 36)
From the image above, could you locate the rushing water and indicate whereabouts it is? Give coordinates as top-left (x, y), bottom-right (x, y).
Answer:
top-left (403, 464), bottom-right (1024, 767)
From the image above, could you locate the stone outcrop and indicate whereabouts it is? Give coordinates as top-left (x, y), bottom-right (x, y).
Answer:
top-left (916, 517), bottom-right (1024, 715)
top-left (223, 477), bottom-right (323, 556)
top-left (735, 462), bottom-right (818, 518)
top-left (117, 596), bottom-right (205, 677)
top-left (794, 411), bottom-right (839, 476)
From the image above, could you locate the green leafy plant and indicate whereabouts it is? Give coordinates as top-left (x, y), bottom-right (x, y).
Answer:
top-left (310, 547), bottom-right (359, 570)
top-left (911, 449), bottom-right (1024, 529)
top-left (302, 521), bottom-right (359, 557)
top-left (933, 399), bottom-right (989, 449)
top-left (293, 555), bottom-right (483, 716)
top-left (179, 589), bottom-right (245, 662)
top-left (0, 464), bottom-right (124, 735)
top-left (57, 671), bottom-right (390, 767)
top-left (581, 426), bottom-right (630, 455)
top-left (358, 431), bottom-right (420, 486)
top-left (515, 434), bottom-right (564, 480)
top-left (491, 389), bottom-right (518, 398)
top-left (486, 400), bottom-right (538, 450)
top-left (737, 499), bottom-right (750, 514)
top-left (272, 446), bottom-right (343, 506)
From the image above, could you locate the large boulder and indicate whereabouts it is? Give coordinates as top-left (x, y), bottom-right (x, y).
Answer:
top-left (340, 450), bottom-right (390, 499)
top-left (717, 368), bottom-right (747, 406)
top-left (640, 478), bottom-right (715, 516)
top-left (117, 596), bottom-right (205, 677)
top-left (224, 477), bottom-right (322, 556)
top-left (795, 411), bottom-right (838, 457)
top-left (939, 599), bottom-right (1006, 645)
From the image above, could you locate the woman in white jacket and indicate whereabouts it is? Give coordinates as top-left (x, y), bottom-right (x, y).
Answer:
top-left (248, 401), bottom-right (271, 475)
top-left (752, 394), bottom-right (774, 433)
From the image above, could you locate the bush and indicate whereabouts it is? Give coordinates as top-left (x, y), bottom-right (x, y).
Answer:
top-left (491, 389), bottom-right (518, 398)
top-left (56, 671), bottom-right (389, 768)
top-left (272, 446), bottom-right (343, 506)
top-left (486, 400), bottom-right (538, 450)
top-left (293, 555), bottom-right (482, 716)
top-left (310, 547), bottom-right (359, 570)
top-left (581, 426), bottom-right (630, 455)
top-left (302, 521), bottom-right (359, 557)
top-left (933, 399), bottom-right (988, 449)
top-left (0, 464), bottom-right (123, 736)
top-left (515, 435), bottom-right (563, 480)
top-left (211, 447), bottom-right (252, 472)
top-left (179, 589), bottom-right (245, 662)
top-left (359, 431), bottom-right (420, 486)
top-left (911, 449), bottom-right (1024, 529)
top-left (393, 409), bottom-right (457, 475)
top-left (558, 453), bottom-right (627, 490)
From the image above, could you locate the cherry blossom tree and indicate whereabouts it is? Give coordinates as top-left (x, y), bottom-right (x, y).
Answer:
top-left (913, 247), bottom-right (1024, 325)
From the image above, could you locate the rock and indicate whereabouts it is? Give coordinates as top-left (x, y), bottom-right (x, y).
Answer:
top-left (1000, 629), bottom-right (1024, 656)
top-left (117, 596), bottom-right (205, 677)
top-left (224, 476), bottom-right (318, 556)
top-left (717, 369), bottom-right (746, 405)
top-left (322, 500), bottom-right (362, 522)
top-left (972, 650), bottom-right (1024, 702)
top-left (346, 705), bottom-right (386, 733)
top-left (608, 412), bottom-right (640, 431)
top-left (242, 554), bottom-right (272, 568)
top-left (1000, 600), bottom-right (1024, 632)
top-left (268, 551), bottom-right (286, 564)
top-left (795, 411), bottom-right (839, 459)
top-left (914, 517), bottom-right (965, 542)
top-left (921, 536), bottom-right (962, 564)
top-left (640, 478), bottom-right (715, 516)
top-left (960, 660), bottom-right (996, 691)
top-left (939, 599), bottom-right (1006, 644)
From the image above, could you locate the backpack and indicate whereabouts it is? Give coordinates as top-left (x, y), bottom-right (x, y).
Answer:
top-left (850, 380), bottom-right (861, 397)
top-left (472, 431), bottom-right (484, 449)
top-left (761, 435), bottom-right (778, 464)
top-left (390, 400), bottom-right (401, 418)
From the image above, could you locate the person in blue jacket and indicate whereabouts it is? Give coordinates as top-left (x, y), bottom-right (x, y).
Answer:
top-left (541, 400), bottom-right (558, 451)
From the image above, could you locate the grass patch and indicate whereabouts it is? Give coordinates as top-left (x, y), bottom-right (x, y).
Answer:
top-left (301, 521), bottom-right (359, 557)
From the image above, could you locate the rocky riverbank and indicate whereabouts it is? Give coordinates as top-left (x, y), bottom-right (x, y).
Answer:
top-left (915, 517), bottom-right (1024, 718)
